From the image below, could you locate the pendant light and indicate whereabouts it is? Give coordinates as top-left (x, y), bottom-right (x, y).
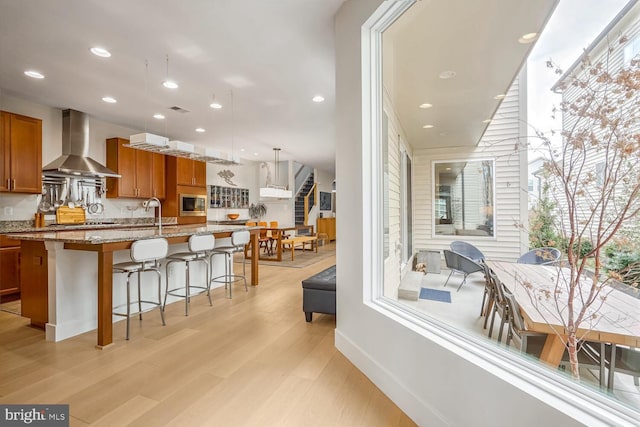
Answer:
top-left (260, 148), bottom-right (292, 198)
top-left (162, 54), bottom-right (178, 89)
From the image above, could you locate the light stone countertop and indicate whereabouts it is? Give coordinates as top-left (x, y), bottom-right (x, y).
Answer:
top-left (6, 224), bottom-right (254, 244)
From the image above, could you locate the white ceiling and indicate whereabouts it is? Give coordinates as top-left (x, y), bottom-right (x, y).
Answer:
top-left (0, 0), bottom-right (344, 173)
top-left (0, 0), bottom-right (558, 174)
top-left (383, 0), bottom-right (558, 149)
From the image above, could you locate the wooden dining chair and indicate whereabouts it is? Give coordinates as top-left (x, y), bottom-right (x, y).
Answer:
top-left (258, 221), bottom-right (270, 254)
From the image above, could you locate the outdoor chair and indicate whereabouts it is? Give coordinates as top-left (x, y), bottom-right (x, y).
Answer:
top-left (608, 345), bottom-right (640, 390)
top-left (516, 247), bottom-right (561, 265)
top-left (486, 271), bottom-right (510, 343)
top-left (450, 241), bottom-right (486, 263)
top-left (503, 290), bottom-right (548, 354)
top-left (480, 263), bottom-right (496, 318)
top-left (443, 249), bottom-right (484, 292)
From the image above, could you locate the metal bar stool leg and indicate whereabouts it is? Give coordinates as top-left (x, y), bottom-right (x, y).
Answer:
top-left (155, 269), bottom-right (166, 326)
top-left (126, 272), bottom-right (132, 340)
top-left (226, 252), bottom-right (232, 299)
top-left (137, 271), bottom-right (143, 320)
top-left (204, 258), bottom-right (212, 306)
top-left (241, 250), bottom-right (247, 291)
top-left (185, 261), bottom-right (190, 316)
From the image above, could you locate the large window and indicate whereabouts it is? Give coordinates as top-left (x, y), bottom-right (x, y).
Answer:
top-left (433, 160), bottom-right (494, 237)
top-left (363, 0), bottom-right (639, 423)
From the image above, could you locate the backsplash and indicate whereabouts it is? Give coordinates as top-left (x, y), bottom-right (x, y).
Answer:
top-left (0, 192), bottom-right (156, 222)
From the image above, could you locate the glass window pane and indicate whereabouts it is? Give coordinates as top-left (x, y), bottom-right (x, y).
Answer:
top-left (433, 160), bottom-right (494, 237)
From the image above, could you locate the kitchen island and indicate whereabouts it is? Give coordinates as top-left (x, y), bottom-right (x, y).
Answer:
top-left (8, 224), bottom-right (260, 348)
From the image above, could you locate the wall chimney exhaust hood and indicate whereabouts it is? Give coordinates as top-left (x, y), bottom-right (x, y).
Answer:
top-left (42, 109), bottom-right (120, 178)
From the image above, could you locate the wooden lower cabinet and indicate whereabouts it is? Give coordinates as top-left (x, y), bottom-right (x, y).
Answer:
top-left (317, 217), bottom-right (336, 242)
top-left (0, 245), bottom-right (20, 301)
top-left (20, 240), bottom-right (48, 328)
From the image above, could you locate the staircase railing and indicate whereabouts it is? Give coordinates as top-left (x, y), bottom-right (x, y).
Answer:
top-left (303, 183), bottom-right (317, 226)
top-left (295, 165), bottom-right (314, 196)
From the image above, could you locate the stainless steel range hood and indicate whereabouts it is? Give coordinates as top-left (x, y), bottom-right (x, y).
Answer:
top-left (42, 109), bottom-right (120, 178)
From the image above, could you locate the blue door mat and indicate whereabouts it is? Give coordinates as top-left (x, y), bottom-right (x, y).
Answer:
top-left (419, 288), bottom-right (452, 303)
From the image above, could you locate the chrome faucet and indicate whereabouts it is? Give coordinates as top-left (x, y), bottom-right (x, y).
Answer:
top-left (143, 197), bottom-right (162, 234)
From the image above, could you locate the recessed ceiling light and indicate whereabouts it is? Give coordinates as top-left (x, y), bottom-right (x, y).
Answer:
top-left (422, 125), bottom-right (434, 129)
top-left (494, 94), bottom-right (506, 100)
top-left (253, 152), bottom-right (259, 156)
top-left (24, 70), bottom-right (44, 79)
top-left (195, 128), bottom-right (205, 133)
top-left (518, 32), bottom-right (538, 44)
top-left (153, 114), bottom-right (165, 120)
top-left (240, 148), bottom-right (245, 152)
top-left (482, 119), bottom-right (492, 124)
top-left (102, 96), bottom-right (117, 103)
top-left (312, 95), bottom-right (325, 103)
top-left (419, 103), bottom-right (433, 109)
top-left (438, 71), bottom-right (456, 79)
top-left (162, 80), bottom-right (178, 89)
top-left (209, 102), bottom-right (222, 109)
top-left (445, 167), bottom-right (452, 171)
top-left (90, 47), bottom-right (111, 58)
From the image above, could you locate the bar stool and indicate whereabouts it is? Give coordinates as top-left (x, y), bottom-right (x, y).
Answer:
top-left (113, 237), bottom-right (168, 340)
top-left (164, 234), bottom-right (215, 315)
top-left (210, 230), bottom-right (251, 299)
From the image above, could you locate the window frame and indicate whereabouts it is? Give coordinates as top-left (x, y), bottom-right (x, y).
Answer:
top-left (360, 0), bottom-right (640, 424)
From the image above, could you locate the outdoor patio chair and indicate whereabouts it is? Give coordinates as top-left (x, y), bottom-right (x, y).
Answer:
top-left (487, 272), bottom-right (510, 343)
top-left (516, 247), bottom-right (561, 265)
top-left (443, 249), bottom-right (484, 292)
top-left (503, 290), bottom-right (548, 354)
top-left (450, 241), bottom-right (486, 263)
top-left (608, 345), bottom-right (640, 390)
top-left (480, 264), bottom-right (496, 318)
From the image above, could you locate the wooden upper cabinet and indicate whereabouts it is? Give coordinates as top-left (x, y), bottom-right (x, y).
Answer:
top-left (174, 157), bottom-right (206, 187)
top-left (176, 157), bottom-right (195, 186)
top-left (152, 153), bottom-right (166, 199)
top-left (194, 160), bottom-right (206, 186)
top-left (106, 138), bottom-right (136, 198)
top-left (136, 149), bottom-right (153, 197)
top-left (0, 113), bottom-right (9, 192)
top-left (0, 111), bottom-right (42, 194)
top-left (106, 138), bottom-right (165, 199)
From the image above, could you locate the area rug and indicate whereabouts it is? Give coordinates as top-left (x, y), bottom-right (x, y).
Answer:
top-left (235, 247), bottom-right (336, 268)
top-left (419, 288), bottom-right (452, 303)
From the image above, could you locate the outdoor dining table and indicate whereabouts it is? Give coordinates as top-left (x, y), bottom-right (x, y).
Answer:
top-left (486, 261), bottom-right (640, 369)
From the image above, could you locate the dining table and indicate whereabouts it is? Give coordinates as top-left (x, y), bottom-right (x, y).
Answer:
top-left (486, 261), bottom-right (640, 369)
top-left (246, 224), bottom-right (315, 262)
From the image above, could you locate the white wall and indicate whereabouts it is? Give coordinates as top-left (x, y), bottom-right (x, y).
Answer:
top-left (309, 167), bottom-right (335, 227)
top-left (334, 1), bottom-right (584, 426)
top-left (206, 160), bottom-right (259, 221)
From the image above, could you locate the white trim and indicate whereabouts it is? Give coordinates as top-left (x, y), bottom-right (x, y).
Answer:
top-left (362, 296), bottom-right (640, 427)
top-left (335, 329), bottom-right (451, 427)
top-left (361, 1), bottom-right (640, 425)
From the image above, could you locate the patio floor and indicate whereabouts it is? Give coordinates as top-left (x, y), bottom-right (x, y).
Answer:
top-left (394, 268), bottom-right (640, 411)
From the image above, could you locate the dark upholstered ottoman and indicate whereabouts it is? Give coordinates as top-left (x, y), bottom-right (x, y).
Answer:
top-left (302, 265), bottom-right (336, 322)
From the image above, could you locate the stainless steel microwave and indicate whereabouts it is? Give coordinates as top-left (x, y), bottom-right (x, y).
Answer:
top-left (179, 194), bottom-right (207, 216)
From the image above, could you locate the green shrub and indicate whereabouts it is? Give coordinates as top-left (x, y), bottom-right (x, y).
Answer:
top-left (529, 186), bottom-right (561, 249)
top-left (605, 249), bottom-right (640, 288)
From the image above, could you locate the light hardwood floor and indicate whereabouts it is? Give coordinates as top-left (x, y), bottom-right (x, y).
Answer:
top-left (0, 244), bottom-right (417, 427)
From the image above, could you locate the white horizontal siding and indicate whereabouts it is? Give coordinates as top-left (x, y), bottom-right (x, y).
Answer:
top-left (414, 76), bottom-right (528, 262)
